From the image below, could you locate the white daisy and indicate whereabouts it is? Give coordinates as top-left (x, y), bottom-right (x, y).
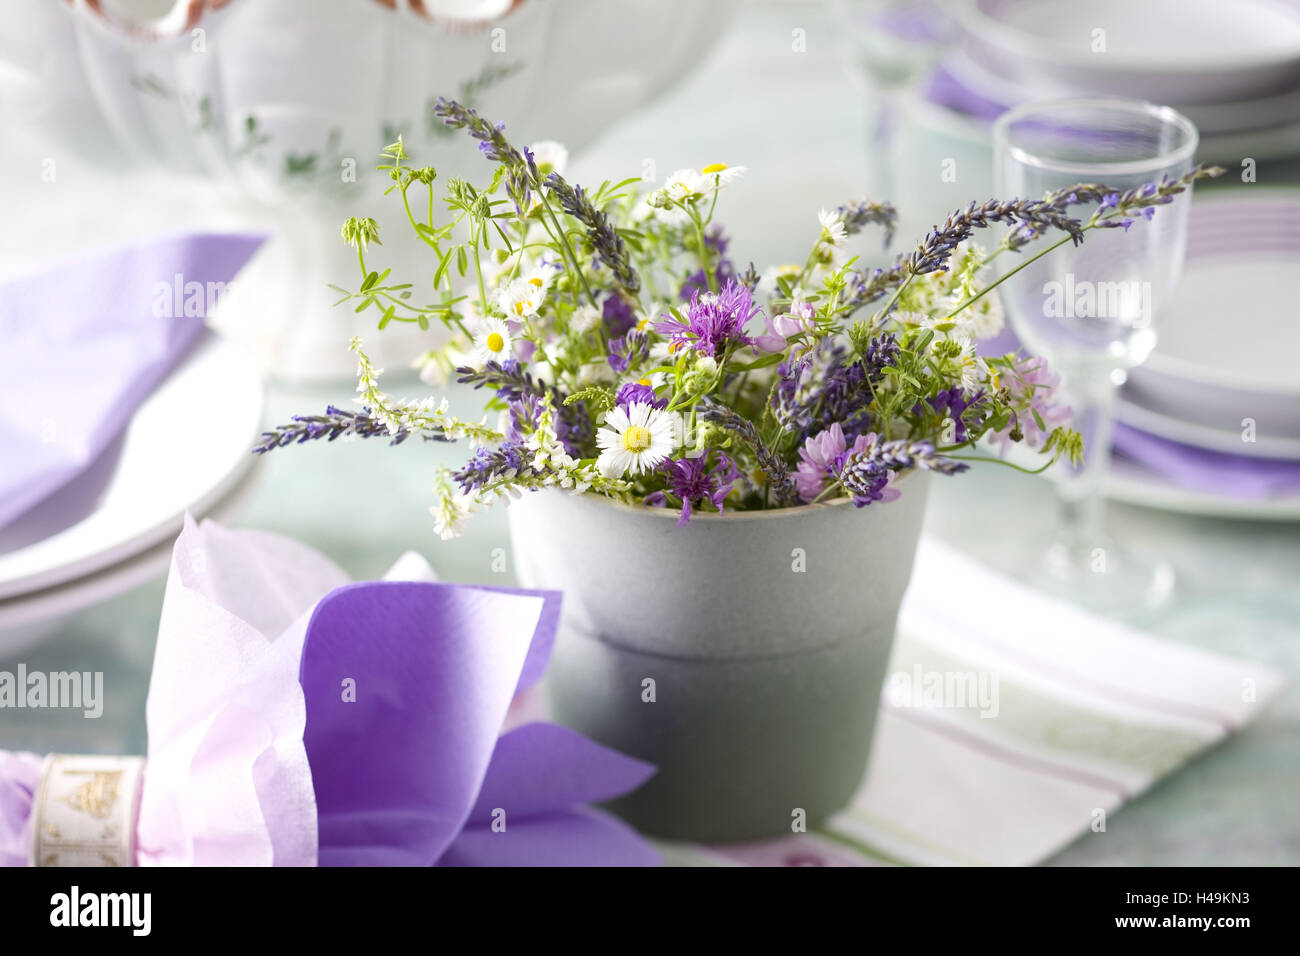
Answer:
top-left (471, 315), bottom-right (514, 367)
top-left (571, 303), bottom-right (603, 334)
top-left (519, 263), bottom-right (557, 296)
top-left (662, 168), bottom-right (706, 203)
top-left (948, 290), bottom-right (1005, 340)
top-left (957, 343), bottom-right (991, 393)
top-left (818, 208), bottom-right (848, 245)
top-left (496, 276), bottom-right (544, 320)
top-left (699, 162), bottom-right (746, 190)
top-left (529, 140), bottom-right (569, 177)
top-left (596, 402), bottom-right (676, 478)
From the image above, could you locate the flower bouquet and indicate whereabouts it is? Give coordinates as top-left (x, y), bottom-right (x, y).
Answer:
top-left (257, 99), bottom-right (1215, 839)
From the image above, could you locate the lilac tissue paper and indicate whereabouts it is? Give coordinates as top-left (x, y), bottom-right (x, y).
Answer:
top-left (0, 517), bottom-right (657, 866)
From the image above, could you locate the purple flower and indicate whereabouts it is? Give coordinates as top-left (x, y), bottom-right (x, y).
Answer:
top-left (602, 293), bottom-right (637, 338)
top-left (754, 301), bottom-right (816, 353)
top-left (607, 330), bottom-right (649, 374)
top-left (926, 387), bottom-right (985, 443)
top-left (834, 434), bottom-right (967, 507)
top-left (772, 337), bottom-right (885, 441)
top-left (794, 423), bottom-right (871, 503)
top-left (452, 440), bottom-right (531, 494)
top-left (655, 278), bottom-right (759, 358)
top-left (615, 381), bottom-right (665, 410)
top-left (655, 452), bottom-right (741, 526)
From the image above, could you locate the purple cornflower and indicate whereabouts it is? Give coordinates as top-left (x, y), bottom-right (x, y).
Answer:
top-left (655, 279), bottom-right (759, 358)
top-left (607, 330), bottom-right (649, 374)
top-left (651, 452), bottom-right (741, 526)
top-left (615, 381), bottom-right (665, 410)
top-left (794, 423), bottom-right (871, 503)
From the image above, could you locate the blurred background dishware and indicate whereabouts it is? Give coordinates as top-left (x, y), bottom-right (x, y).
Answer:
top-left (1, 0), bottom-right (729, 380)
top-left (992, 97), bottom-right (1198, 610)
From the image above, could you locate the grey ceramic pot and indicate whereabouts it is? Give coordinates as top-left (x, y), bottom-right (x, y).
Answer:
top-left (507, 472), bottom-right (931, 842)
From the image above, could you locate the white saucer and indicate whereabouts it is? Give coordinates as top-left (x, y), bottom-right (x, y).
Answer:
top-left (1105, 459), bottom-right (1300, 521)
top-left (1117, 401), bottom-right (1300, 461)
top-left (0, 333), bottom-right (264, 600)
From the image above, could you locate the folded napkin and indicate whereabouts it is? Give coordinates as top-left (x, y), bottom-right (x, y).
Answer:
top-left (0, 517), bottom-right (657, 867)
top-left (659, 538), bottom-right (1283, 867)
top-left (1113, 422), bottom-right (1300, 498)
top-left (0, 233), bottom-right (265, 530)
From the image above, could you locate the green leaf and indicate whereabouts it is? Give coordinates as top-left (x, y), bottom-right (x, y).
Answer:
top-left (378, 305), bottom-right (395, 330)
top-left (361, 271), bottom-right (379, 292)
top-left (456, 246), bottom-right (468, 277)
top-left (728, 352), bottom-right (784, 373)
top-left (417, 313), bottom-right (429, 331)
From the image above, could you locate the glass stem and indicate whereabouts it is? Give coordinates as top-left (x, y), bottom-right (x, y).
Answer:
top-left (1055, 374), bottom-right (1120, 555)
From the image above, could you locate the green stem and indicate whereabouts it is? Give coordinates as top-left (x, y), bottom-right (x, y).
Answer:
top-left (945, 453), bottom-right (1055, 474)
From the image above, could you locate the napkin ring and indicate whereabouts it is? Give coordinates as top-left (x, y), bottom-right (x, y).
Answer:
top-left (30, 754), bottom-right (145, 867)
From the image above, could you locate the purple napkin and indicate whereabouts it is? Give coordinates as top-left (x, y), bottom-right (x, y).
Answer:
top-left (299, 580), bottom-right (658, 867)
top-left (1113, 422), bottom-right (1300, 498)
top-left (0, 233), bottom-right (266, 530)
top-left (0, 517), bottom-right (657, 867)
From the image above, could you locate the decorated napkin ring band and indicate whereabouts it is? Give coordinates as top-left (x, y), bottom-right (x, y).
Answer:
top-left (30, 754), bottom-right (145, 868)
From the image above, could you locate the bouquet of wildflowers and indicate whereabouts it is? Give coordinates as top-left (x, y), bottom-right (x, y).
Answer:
top-left (256, 99), bottom-right (1220, 538)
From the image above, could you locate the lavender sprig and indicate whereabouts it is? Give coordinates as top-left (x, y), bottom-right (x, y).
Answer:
top-left (453, 441), bottom-right (530, 494)
top-left (456, 358), bottom-right (549, 404)
top-left (697, 397), bottom-right (799, 507)
top-left (432, 96), bottom-right (536, 211)
top-left (1004, 164), bottom-right (1223, 248)
top-left (834, 436), bottom-right (967, 507)
top-left (253, 405), bottom-right (446, 454)
top-left (908, 197), bottom-right (1085, 276)
top-left (456, 360), bottom-right (594, 455)
top-left (543, 172), bottom-right (641, 293)
top-left (836, 198), bottom-right (898, 247)
top-left (432, 96), bottom-right (527, 169)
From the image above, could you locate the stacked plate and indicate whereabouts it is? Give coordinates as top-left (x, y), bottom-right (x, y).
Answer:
top-left (1107, 191), bottom-right (1300, 519)
top-left (0, 335), bottom-right (265, 652)
top-left (931, 0), bottom-right (1300, 162)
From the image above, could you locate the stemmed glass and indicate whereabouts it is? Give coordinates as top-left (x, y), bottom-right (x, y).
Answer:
top-left (991, 97), bottom-right (1200, 611)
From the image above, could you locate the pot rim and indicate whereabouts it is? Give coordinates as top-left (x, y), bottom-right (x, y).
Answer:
top-left (521, 469), bottom-right (925, 523)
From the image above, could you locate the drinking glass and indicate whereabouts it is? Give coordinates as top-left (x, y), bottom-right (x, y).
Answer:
top-left (991, 97), bottom-right (1199, 611)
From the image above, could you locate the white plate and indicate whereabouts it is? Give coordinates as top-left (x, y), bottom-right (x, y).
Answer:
top-left (1117, 400), bottom-right (1300, 461)
top-left (1124, 191), bottom-right (1300, 440)
top-left (945, 44), bottom-right (1300, 138)
top-left (0, 465), bottom-right (262, 656)
top-left (957, 0), bottom-right (1300, 106)
top-left (0, 333), bottom-right (264, 600)
top-left (1105, 459), bottom-right (1300, 521)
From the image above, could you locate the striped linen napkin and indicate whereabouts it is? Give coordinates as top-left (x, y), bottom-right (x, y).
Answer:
top-left (659, 538), bottom-right (1284, 867)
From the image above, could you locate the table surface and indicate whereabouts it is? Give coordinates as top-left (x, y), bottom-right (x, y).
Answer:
top-left (3, 1), bottom-right (1298, 865)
